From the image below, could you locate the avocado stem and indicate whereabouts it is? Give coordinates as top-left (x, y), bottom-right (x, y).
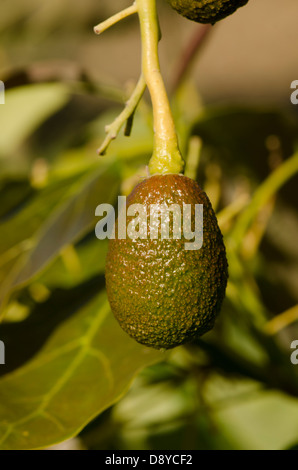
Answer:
top-left (97, 74), bottom-right (147, 155)
top-left (136, 0), bottom-right (184, 175)
top-left (94, 3), bottom-right (138, 35)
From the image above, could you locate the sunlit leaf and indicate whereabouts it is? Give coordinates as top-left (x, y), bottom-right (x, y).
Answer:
top-left (0, 292), bottom-right (164, 450)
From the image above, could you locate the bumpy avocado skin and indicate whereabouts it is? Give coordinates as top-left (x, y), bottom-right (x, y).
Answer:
top-left (167, 0), bottom-right (249, 24)
top-left (105, 174), bottom-right (228, 350)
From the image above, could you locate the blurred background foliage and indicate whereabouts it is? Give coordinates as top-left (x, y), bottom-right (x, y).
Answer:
top-left (0, 0), bottom-right (298, 450)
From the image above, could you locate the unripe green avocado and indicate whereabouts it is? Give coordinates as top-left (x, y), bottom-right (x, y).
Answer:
top-left (167, 0), bottom-right (249, 24)
top-left (105, 174), bottom-right (228, 350)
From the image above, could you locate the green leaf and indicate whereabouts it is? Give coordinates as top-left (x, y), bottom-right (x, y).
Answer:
top-left (231, 152), bottom-right (298, 247)
top-left (0, 173), bottom-right (83, 289)
top-left (0, 276), bottom-right (105, 375)
top-left (0, 292), bottom-right (165, 450)
top-left (0, 174), bottom-right (83, 256)
top-left (0, 83), bottom-right (69, 157)
top-left (0, 162), bottom-right (120, 301)
top-left (213, 390), bottom-right (298, 450)
top-left (39, 238), bottom-right (109, 289)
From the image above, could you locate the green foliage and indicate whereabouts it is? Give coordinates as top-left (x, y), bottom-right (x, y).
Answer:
top-left (0, 293), bottom-right (162, 450)
top-left (0, 75), bottom-right (297, 450)
top-left (0, 2), bottom-right (298, 450)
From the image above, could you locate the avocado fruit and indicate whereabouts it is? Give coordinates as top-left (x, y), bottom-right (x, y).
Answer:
top-left (166, 0), bottom-right (249, 24)
top-left (105, 174), bottom-right (228, 350)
